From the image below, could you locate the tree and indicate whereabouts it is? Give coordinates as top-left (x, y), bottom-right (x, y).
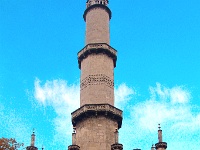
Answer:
top-left (0, 138), bottom-right (23, 150)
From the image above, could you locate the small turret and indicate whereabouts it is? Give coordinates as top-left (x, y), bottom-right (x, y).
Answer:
top-left (68, 127), bottom-right (80, 150)
top-left (26, 130), bottom-right (38, 150)
top-left (31, 131), bottom-right (35, 146)
top-left (158, 124), bottom-right (162, 142)
top-left (111, 129), bottom-right (123, 150)
top-left (155, 124), bottom-right (167, 150)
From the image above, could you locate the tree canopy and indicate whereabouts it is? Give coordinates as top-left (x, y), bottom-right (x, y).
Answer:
top-left (0, 138), bottom-right (23, 150)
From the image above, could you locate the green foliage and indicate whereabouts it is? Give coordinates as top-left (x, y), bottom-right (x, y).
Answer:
top-left (0, 138), bottom-right (23, 150)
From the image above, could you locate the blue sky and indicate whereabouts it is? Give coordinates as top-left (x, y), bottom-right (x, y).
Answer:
top-left (0, 0), bottom-right (200, 149)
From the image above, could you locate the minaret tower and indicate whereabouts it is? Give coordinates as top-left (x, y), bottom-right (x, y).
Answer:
top-left (155, 124), bottom-right (167, 150)
top-left (69, 0), bottom-right (123, 150)
top-left (26, 131), bottom-right (38, 150)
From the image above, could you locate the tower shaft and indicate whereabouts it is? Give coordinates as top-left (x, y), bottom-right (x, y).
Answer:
top-left (85, 0), bottom-right (110, 44)
top-left (70, 1), bottom-right (123, 150)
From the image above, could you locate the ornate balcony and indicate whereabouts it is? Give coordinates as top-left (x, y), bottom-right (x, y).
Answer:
top-left (86, 0), bottom-right (109, 8)
top-left (68, 145), bottom-right (80, 150)
top-left (78, 43), bottom-right (117, 69)
top-left (155, 142), bottom-right (167, 149)
top-left (26, 146), bottom-right (38, 150)
top-left (111, 143), bottom-right (123, 150)
top-left (71, 104), bottom-right (122, 128)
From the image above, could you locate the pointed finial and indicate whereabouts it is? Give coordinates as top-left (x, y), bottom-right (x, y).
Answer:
top-left (33, 128), bottom-right (35, 134)
top-left (158, 124), bottom-right (161, 130)
top-left (31, 129), bottom-right (36, 146)
top-left (42, 145), bottom-right (44, 150)
top-left (158, 124), bottom-right (162, 142)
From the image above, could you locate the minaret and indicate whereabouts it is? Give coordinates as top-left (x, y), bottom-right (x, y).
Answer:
top-left (155, 124), bottom-right (167, 150)
top-left (70, 0), bottom-right (123, 150)
top-left (26, 131), bottom-right (38, 150)
top-left (68, 127), bottom-right (80, 150)
top-left (111, 129), bottom-right (123, 150)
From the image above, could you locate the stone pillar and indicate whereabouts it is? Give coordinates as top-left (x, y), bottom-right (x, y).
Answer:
top-left (111, 129), bottom-right (123, 150)
top-left (68, 127), bottom-right (80, 150)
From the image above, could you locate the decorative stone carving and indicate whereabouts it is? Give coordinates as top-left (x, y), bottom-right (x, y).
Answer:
top-left (155, 142), bottom-right (167, 149)
top-left (71, 104), bottom-right (122, 128)
top-left (78, 43), bottom-right (117, 69)
top-left (84, 3), bottom-right (111, 21)
top-left (81, 74), bottom-right (114, 90)
top-left (111, 143), bottom-right (123, 150)
top-left (86, 0), bottom-right (108, 8)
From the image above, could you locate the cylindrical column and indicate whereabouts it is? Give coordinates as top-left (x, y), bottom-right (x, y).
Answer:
top-left (114, 128), bottom-right (119, 143)
top-left (158, 124), bottom-right (162, 142)
top-left (84, 3), bottom-right (111, 44)
top-left (155, 124), bottom-right (167, 150)
top-left (80, 53), bottom-right (115, 106)
top-left (31, 132), bottom-right (35, 146)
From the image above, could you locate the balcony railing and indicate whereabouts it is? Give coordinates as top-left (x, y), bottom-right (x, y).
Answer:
top-left (71, 104), bottom-right (123, 128)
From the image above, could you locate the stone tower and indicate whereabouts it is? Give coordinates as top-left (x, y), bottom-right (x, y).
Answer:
top-left (68, 0), bottom-right (123, 150)
top-left (155, 124), bottom-right (167, 150)
top-left (26, 131), bottom-right (38, 150)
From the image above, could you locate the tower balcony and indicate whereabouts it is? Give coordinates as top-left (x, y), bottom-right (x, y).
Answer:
top-left (86, 0), bottom-right (109, 8)
top-left (68, 145), bottom-right (80, 150)
top-left (71, 104), bottom-right (123, 129)
top-left (26, 146), bottom-right (38, 150)
top-left (78, 43), bottom-right (117, 69)
top-left (84, 2), bottom-right (111, 21)
top-left (111, 143), bottom-right (123, 150)
top-left (155, 142), bottom-right (167, 149)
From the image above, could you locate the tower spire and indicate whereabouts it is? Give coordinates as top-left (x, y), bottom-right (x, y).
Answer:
top-left (68, 127), bottom-right (80, 150)
top-left (155, 124), bottom-right (167, 150)
top-left (111, 128), bottom-right (123, 150)
top-left (31, 129), bottom-right (35, 146)
top-left (158, 124), bottom-right (162, 142)
top-left (26, 129), bottom-right (38, 150)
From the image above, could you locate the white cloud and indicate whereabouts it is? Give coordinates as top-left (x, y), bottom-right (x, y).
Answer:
top-left (0, 101), bottom-right (30, 147)
top-left (34, 80), bottom-right (200, 150)
top-left (34, 78), bottom-right (80, 146)
top-left (149, 83), bottom-right (190, 104)
top-left (130, 83), bottom-right (196, 132)
top-left (115, 83), bottom-right (135, 109)
top-left (118, 83), bottom-right (200, 150)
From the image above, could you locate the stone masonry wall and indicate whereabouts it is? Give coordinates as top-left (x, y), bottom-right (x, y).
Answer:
top-left (86, 7), bottom-right (110, 44)
top-left (75, 116), bottom-right (118, 150)
top-left (80, 53), bottom-right (114, 106)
